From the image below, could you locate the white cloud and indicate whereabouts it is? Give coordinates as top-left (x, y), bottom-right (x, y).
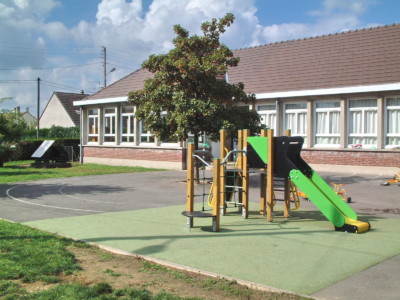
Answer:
top-left (0, 0), bottom-right (381, 113)
top-left (97, 0), bottom-right (142, 25)
top-left (254, 0), bottom-right (377, 44)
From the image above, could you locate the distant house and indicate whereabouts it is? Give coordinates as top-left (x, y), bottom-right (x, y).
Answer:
top-left (13, 107), bottom-right (36, 128)
top-left (74, 24), bottom-right (400, 169)
top-left (40, 92), bottom-right (89, 128)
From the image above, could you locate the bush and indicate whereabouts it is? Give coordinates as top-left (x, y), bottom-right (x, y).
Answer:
top-left (23, 126), bottom-right (80, 139)
top-left (0, 145), bottom-right (12, 166)
top-left (11, 139), bottom-right (80, 161)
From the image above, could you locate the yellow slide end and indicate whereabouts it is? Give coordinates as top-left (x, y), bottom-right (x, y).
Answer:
top-left (335, 217), bottom-right (370, 233)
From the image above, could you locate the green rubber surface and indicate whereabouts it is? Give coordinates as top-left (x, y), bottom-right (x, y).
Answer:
top-left (24, 205), bottom-right (400, 295)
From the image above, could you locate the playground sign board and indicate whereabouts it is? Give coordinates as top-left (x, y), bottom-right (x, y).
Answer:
top-left (31, 140), bottom-right (55, 158)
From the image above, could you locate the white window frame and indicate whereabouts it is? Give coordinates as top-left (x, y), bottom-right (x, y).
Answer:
top-left (283, 102), bottom-right (307, 144)
top-left (139, 121), bottom-right (155, 145)
top-left (87, 108), bottom-right (99, 144)
top-left (257, 104), bottom-right (277, 131)
top-left (103, 107), bottom-right (116, 144)
top-left (159, 111), bottom-right (179, 146)
top-left (120, 106), bottom-right (135, 144)
top-left (385, 97), bottom-right (400, 149)
top-left (347, 98), bottom-right (377, 149)
top-left (314, 100), bottom-right (341, 148)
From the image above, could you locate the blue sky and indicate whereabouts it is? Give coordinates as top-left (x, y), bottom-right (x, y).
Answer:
top-left (1, 0), bottom-right (399, 115)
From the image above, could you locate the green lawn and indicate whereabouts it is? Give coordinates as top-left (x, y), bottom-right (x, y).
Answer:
top-left (0, 220), bottom-right (195, 299)
top-left (0, 161), bottom-right (163, 184)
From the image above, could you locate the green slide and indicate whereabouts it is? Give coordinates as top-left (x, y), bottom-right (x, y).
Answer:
top-left (247, 135), bottom-right (370, 233)
top-left (289, 169), bottom-right (370, 233)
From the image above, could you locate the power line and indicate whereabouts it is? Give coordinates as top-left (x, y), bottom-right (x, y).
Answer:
top-left (41, 80), bottom-right (83, 93)
top-left (0, 62), bottom-right (101, 71)
top-left (0, 79), bottom-right (36, 83)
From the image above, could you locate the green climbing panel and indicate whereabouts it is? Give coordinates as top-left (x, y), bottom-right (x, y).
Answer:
top-left (247, 137), bottom-right (268, 164)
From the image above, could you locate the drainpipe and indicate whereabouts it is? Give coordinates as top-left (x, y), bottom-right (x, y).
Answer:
top-left (79, 107), bottom-right (83, 164)
top-left (275, 98), bottom-right (280, 135)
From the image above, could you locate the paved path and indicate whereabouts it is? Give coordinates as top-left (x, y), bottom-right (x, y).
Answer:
top-left (0, 169), bottom-right (399, 299)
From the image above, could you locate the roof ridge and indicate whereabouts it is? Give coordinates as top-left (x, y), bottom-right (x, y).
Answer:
top-left (234, 23), bottom-right (400, 51)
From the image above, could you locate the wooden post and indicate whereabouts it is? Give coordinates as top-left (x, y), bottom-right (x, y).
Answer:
top-left (212, 158), bottom-right (221, 232)
top-left (219, 129), bottom-right (227, 215)
top-left (186, 143), bottom-right (194, 227)
top-left (242, 129), bottom-right (250, 218)
top-left (266, 129), bottom-right (274, 222)
top-left (260, 129), bottom-right (267, 215)
top-left (284, 129), bottom-right (291, 218)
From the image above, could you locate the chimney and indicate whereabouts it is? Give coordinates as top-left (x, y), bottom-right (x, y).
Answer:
top-left (15, 106), bottom-right (20, 114)
top-left (26, 107), bottom-right (29, 113)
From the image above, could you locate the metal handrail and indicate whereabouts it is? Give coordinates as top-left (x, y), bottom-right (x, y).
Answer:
top-left (192, 155), bottom-right (213, 168)
top-left (221, 149), bottom-right (246, 165)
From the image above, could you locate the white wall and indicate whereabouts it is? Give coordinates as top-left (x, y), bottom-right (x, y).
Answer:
top-left (40, 95), bottom-right (75, 128)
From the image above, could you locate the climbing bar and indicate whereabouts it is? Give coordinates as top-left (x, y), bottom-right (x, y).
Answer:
top-left (194, 193), bottom-right (210, 197)
top-left (221, 149), bottom-right (246, 165)
top-left (224, 185), bottom-right (243, 189)
top-left (192, 155), bottom-right (212, 167)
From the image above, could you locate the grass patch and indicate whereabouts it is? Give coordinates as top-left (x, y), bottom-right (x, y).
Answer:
top-left (0, 161), bottom-right (163, 184)
top-left (2, 282), bottom-right (197, 299)
top-left (104, 268), bottom-right (122, 278)
top-left (0, 220), bottom-right (81, 283)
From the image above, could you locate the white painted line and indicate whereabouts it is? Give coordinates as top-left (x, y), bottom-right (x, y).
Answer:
top-left (6, 186), bottom-right (105, 213)
top-left (58, 186), bottom-right (114, 204)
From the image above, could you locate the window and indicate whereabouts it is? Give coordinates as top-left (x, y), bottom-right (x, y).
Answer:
top-left (386, 97), bottom-right (400, 147)
top-left (139, 121), bottom-right (155, 144)
top-left (103, 107), bottom-right (116, 143)
top-left (348, 99), bottom-right (377, 148)
top-left (121, 106), bottom-right (135, 143)
top-left (284, 103), bottom-right (307, 144)
top-left (87, 109), bottom-right (99, 143)
top-left (314, 101), bottom-right (340, 147)
top-left (159, 112), bottom-right (179, 145)
top-left (257, 104), bottom-right (276, 130)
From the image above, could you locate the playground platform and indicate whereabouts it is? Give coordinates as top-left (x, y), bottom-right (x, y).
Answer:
top-left (0, 166), bottom-right (399, 299)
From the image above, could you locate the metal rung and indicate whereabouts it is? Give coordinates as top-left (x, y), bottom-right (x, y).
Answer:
top-left (194, 194), bottom-right (209, 197)
top-left (225, 201), bottom-right (244, 205)
top-left (225, 185), bottom-right (243, 189)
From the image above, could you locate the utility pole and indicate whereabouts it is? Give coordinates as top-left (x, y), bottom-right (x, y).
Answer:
top-left (37, 77), bottom-right (40, 138)
top-left (102, 46), bottom-right (107, 88)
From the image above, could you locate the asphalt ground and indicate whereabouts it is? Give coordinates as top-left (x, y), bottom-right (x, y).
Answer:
top-left (0, 168), bottom-right (399, 299)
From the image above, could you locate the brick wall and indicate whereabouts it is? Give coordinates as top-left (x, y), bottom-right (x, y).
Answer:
top-left (84, 146), bottom-right (185, 163)
top-left (301, 149), bottom-right (400, 167)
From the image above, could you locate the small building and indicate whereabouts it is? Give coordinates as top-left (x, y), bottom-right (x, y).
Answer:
top-left (40, 92), bottom-right (89, 128)
top-left (74, 24), bottom-right (400, 169)
top-left (14, 107), bottom-right (36, 128)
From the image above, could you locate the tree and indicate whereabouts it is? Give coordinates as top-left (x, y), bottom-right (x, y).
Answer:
top-left (0, 97), bottom-right (28, 165)
top-left (128, 13), bottom-right (264, 150)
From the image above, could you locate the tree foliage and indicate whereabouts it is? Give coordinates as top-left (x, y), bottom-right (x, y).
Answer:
top-left (0, 97), bottom-right (29, 164)
top-left (0, 98), bottom-right (27, 144)
top-left (128, 13), bottom-right (264, 147)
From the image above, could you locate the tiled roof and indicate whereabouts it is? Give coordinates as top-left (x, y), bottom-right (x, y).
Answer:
top-left (82, 23), bottom-right (400, 102)
top-left (55, 92), bottom-right (89, 125)
top-left (84, 69), bottom-right (152, 101)
top-left (228, 24), bottom-right (400, 94)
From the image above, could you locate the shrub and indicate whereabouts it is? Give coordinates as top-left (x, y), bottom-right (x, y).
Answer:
top-left (0, 145), bottom-right (12, 166)
top-left (23, 126), bottom-right (80, 139)
top-left (11, 139), bottom-right (80, 161)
